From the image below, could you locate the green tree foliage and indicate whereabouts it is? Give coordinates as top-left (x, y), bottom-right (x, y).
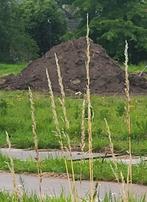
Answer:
top-left (21, 0), bottom-right (67, 55)
top-left (55, 0), bottom-right (75, 6)
top-left (0, 0), bottom-right (38, 63)
top-left (73, 0), bottom-right (147, 63)
top-left (1, 0), bottom-right (146, 64)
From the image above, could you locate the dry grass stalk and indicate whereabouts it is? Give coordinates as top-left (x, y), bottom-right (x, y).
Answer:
top-left (55, 51), bottom-right (78, 200)
top-left (92, 182), bottom-right (99, 201)
top-left (120, 172), bottom-right (128, 202)
top-left (124, 41), bottom-right (132, 185)
top-left (55, 53), bottom-right (69, 130)
top-left (64, 132), bottom-right (79, 202)
top-left (64, 158), bottom-right (75, 202)
top-left (86, 13), bottom-right (93, 202)
top-left (28, 87), bottom-right (39, 159)
top-left (5, 131), bottom-right (18, 200)
top-left (79, 97), bottom-right (86, 183)
top-left (46, 68), bottom-right (63, 149)
top-left (138, 65), bottom-right (147, 77)
top-left (55, 52), bottom-right (78, 200)
top-left (80, 97), bottom-right (86, 183)
top-left (46, 68), bottom-right (77, 201)
top-left (104, 118), bottom-right (119, 183)
top-left (104, 119), bottom-right (128, 201)
top-left (28, 87), bottom-right (43, 200)
top-left (81, 97), bottom-right (86, 152)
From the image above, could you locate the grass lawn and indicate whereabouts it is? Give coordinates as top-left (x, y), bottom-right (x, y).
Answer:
top-left (0, 154), bottom-right (147, 185)
top-left (120, 63), bottom-right (147, 74)
top-left (0, 90), bottom-right (147, 155)
top-left (128, 64), bottom-right (147, 73)
top-left (0, 192), bottom-right (145, 202)
top-left (0, 192), bottom-right (71, 202)
top-left (0, 63), bottom-right (26, 76)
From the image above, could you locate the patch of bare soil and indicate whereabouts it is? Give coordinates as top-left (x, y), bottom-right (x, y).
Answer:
top-left (0, 37), bottom-right (146, 94)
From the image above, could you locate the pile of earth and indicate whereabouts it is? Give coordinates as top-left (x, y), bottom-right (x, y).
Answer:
top-left (0, 37), bottom-right (146, 94)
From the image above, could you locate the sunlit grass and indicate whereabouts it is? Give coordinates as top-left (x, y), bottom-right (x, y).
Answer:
top-left (0, 63), bottom-right (26, 76)
top-left (0, 91), bottom-right (147, 155)
top-left (121, 63), bottom-right (147, 74)
top-left (0, 192), bottom-right (71, 202)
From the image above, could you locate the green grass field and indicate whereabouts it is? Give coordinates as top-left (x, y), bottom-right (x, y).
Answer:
top-left (119, 63), bottom-right (147, 74)
top-left (0, 90), bottom-right (147, 155)
top-left (128, 64), bottom-right (147, 73)
top-left (0, 192), bottom-right (71, 202)
top-left (0, 63), bottom-right (26, 76)
top-left (0, 192), bottom-right (145, 202)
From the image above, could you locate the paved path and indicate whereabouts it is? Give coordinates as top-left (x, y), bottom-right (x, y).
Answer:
top-left (0, 148), bottom-right (147, 164)
top-left (0, 172), bottom-right (146, 201)
top-left (0, 148), bottom-right (114, 161)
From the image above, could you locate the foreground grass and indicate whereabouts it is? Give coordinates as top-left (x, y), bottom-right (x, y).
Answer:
top-left (0, 192), bottom-right (146, 202)
top-left (0, 154), bottom-right (147, 185)
top-left (0, 192), bottom-right (71, 202)
top-left (0, 91), bottom-right (147, 155)
top-left (0, 63), bottom-right (26, 76)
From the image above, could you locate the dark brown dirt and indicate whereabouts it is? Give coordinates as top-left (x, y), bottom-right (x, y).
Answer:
top-left (0, 37), bottom-right (146, 94)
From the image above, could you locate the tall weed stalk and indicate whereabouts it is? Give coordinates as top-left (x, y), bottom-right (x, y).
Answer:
top-left (55, 53), bottom-right (69, 129)
top-left (80, 97), bottom-right (86, 183)
top-left (46, 68), bottom-right (78, 202)
top-left (5, 131), bottom-right (18, 201)
top-left (28, 87), bottom-right (43, 201)
top-left (86, 13), bottom-right (94, 202)
top-left (124, 41), bottom-right (132, 185)
top-left (55, 54), bottom-right (78, 201)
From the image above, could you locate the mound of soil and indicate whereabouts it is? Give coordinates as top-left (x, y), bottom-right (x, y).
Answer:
top-left (0, 37), bottom-right (146, 94)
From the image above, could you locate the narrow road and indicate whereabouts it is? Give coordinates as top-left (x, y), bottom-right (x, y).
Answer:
top-left (0, 148), bottom-right (146, 164)
top-left (0, 172), bottom-right (146, 201)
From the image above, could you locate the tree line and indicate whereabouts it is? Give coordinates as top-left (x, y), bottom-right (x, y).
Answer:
top-left (0, 0), bottom-right (147, 64)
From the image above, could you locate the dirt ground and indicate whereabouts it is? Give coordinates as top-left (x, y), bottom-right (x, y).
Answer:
top-left (0, 37), bottom-right (146, 94)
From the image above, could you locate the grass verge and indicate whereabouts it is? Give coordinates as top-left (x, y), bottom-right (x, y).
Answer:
top-left (0, 91), bottom-right (147, 155)
top-left (0, 192), bottom-right (71, 202)
top-left (0, 192), bottom-right (146, 202)
top-left (0, 63), bottom-right (26, 76)
top-left (0, 154), bottom-right (147, 185)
